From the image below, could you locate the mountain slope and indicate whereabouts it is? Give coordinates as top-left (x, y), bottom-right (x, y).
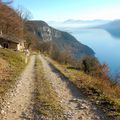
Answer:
top-left (26, 20), bottom-right (95, 58)
top-left (98, 20), bottom-right (120, 38)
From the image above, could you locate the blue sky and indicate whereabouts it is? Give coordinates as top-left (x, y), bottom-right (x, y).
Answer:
top-left (13, 0), bottom-right (120, 22)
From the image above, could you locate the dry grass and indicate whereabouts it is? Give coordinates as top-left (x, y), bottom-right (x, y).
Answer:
top-left (0, 49), bottom-right (26, 97)
top-left (34, 57), bottom-right (65, 120)
top-left (48, 57), bottom-right (120, 119)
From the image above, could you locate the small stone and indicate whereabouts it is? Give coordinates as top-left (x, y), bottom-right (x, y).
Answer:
top-left (78, 116), bottom-right (83, 120)
top-left (94, 116), bottom-right (100, 120)
top-left (96, 101), bottom-right (99, 104)
top-left (12, 110), bottom-right (17, 113)
top-left (79, 103), bottom-right (89, 109)
top-left (7, 105), bottom-right (10, 108)
top-left (92, 107), bottom-right (97, 110)
top-left (7, 102), bottom-right (10, 105)
top-left (1, 110), bottom-right (5, 115)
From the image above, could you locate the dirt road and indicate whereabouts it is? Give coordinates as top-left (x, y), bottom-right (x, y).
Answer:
top-left (39, 55), bottom-right (107, 120)
top-left (0, 54), bottom-right (108, 120)
top-left (0, 55), bottom-right (36, 120)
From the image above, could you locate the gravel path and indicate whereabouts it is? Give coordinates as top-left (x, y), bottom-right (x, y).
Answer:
top-left (0, 55), bottom-right (36, 120)
top-left (39, 55), bottom-right (107, 120)
top-left (0, 54), bottom-right (108, 120)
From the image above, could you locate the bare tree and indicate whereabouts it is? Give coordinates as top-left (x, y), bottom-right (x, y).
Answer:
top-left (15, 6), bottom-right (32, 40)
top-left (0, 4), bottom-right (23, 38)
top-left (16, 6), bottom-right (32, 21)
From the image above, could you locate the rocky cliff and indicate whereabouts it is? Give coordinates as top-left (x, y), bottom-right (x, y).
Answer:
top-left (26, 20), bottom-right (95, 58)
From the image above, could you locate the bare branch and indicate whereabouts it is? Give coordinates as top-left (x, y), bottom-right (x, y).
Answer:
top-left (16, 6), bottom-right (32, 21)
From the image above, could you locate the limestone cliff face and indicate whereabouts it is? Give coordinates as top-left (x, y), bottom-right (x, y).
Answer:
top-left (26, 20), bottom-right (95, 58)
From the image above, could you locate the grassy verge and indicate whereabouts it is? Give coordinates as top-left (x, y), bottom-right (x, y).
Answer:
top-left (0, 49), bottom-right (26, 97)
top-left (35, 56), bottom-right (65, 120)
top-left (47, 57), bottom-right (120, 119)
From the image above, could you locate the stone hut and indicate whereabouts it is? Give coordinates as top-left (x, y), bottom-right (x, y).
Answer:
top-left (0, 34), bottom-right (25, 51)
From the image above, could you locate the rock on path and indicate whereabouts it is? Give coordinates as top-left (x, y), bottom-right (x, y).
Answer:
top-left (39, 55), bottom-right (107, 120)
top-left (0, 55), bottom-right (36, 120)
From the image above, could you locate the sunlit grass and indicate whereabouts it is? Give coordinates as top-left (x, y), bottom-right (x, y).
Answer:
top-left (0, 49), bottom-right (26, 96)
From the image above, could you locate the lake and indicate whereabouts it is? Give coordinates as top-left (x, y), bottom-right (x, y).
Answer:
top-left (64, 28), bottom-right (120, 79)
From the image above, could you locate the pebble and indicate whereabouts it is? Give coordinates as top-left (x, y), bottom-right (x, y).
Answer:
top-left (95, 116), bottom-right (100, 120)
top-left (78, 116), bottom-right (83, 120)
top-left (12, 110), bottom-right (17, 113)
top-left (7, 105), bottom-right (10, 108)
top-left (96, 101), bottom-right (99, 104)
top-left (78, 103), bottom-right (89, 110)
top-left (1, 110), bottom-right (5, 115)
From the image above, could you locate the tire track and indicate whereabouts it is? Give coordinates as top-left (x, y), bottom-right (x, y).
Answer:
top-left (0, 55), bottom-right (36, 120)
top-left (39, 55), bottom-right (107, 120)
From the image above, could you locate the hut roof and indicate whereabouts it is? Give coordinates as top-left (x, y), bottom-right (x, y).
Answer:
top-left (0, 34), bottom-right (22, 44)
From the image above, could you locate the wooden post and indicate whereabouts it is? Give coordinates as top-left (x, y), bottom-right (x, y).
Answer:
top-left (0, 30), bottom-right (2, 36)
top-left (24, 49), bottom-right (30, 64)
top-left (25, 56), bottom-right (28, 64)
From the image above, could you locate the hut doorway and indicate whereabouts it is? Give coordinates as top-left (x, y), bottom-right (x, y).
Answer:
top-left (3, 42), bottom-right (9, 48)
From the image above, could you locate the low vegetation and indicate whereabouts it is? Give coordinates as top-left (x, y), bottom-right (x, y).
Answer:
top-left (36, 26), bottom-right (120, 119)
top-left (34, 57), bottom-right (65, 119)
top-left (0, 1), bottom-right (120, 119)
top-left (47, 58), bottom-right (120, 119)
top-left (0, 49), bottom-right (25, 97)
top-left (39, 37), bottom-right (120, 119)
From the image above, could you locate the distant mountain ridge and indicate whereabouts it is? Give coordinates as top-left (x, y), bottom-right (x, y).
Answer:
top-left (96, 20), bottom-right (120, 38)
top-left (48, 19), bottom-right (110, 30)
top-left (26, 20), bottom-right (95, 58)
top-left (64, 19), bottom-right (110, 24)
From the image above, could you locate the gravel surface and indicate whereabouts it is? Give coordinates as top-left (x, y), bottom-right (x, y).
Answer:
top-left (0, 54), bottom-right (108, 120)
top-left (39, 55), bottom-right (108, 120)
top-left (0, 55), bottom-right (36, 120)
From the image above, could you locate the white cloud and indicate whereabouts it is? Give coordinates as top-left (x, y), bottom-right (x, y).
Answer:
top-left (67, 7), bottom-right (120, 20)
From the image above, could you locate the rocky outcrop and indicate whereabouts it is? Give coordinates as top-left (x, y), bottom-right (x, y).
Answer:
top-left (26, 20), bottom-right (95, 58)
